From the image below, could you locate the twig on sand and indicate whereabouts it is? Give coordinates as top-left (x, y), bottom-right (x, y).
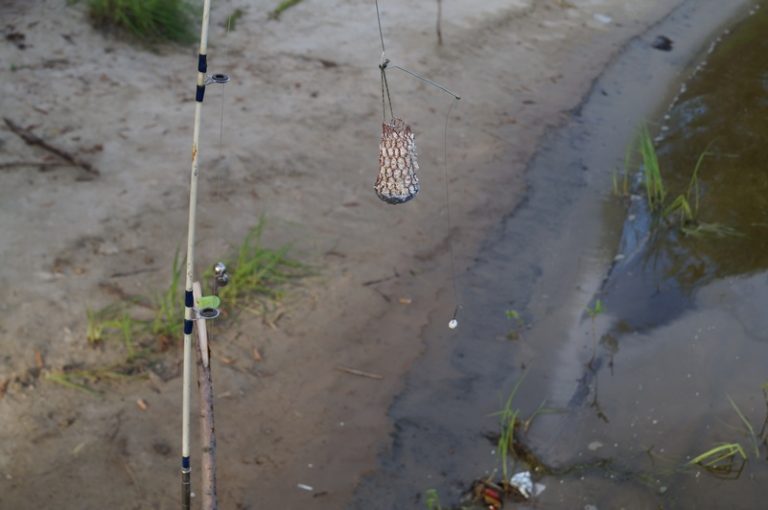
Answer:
top-left (110, 267), bottom-right (159, 278)
top-left (0, 161), bottom-right (69, 170)
top-left (336, 366), bottom-right (383, 380)
top-left (3, 117), bottom-right (100, 176)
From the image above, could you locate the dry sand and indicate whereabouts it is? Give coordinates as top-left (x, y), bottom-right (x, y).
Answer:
top-left (0, 0), bottom-right (684, 508)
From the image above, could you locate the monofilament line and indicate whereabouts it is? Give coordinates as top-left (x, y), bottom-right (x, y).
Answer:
top-left (217, 13), bottom-right (234, 156)
top-left (444, 98), bottom-right (460, 329)
top-left (375, 0), bottom-right (394, 121)
top-left (375, 0), bottom-right (386, 53)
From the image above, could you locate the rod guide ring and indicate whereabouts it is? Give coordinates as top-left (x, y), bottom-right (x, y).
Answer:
top-left (206, 73), bottom-right (230, 85)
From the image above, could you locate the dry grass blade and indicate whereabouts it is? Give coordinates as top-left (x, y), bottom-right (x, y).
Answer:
top-left (336, 366), bottom-right (383, 380)
top-left (45, 371), bottom-right (101, 395)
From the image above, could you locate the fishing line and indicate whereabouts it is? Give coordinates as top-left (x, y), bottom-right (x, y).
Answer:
top-left (217, 14), bottom-right (234, 157)
top-left (376, 0), bottom-right (394, 121)
top-left (443, 98), bottom-right (460, 329)
top-left (373, 0), bottom-right (462, 329)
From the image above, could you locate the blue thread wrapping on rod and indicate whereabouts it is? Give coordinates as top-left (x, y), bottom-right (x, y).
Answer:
top-left (185, 290), bottom-right (194, 307)
top-left (182, 456), bottom-right (190, 469)
top-left (184, 319), bottom-right (193, 335)
top-left (196, 85), bottom-right (206, 102)
top-left (198, 54), bottom-right (207, 73)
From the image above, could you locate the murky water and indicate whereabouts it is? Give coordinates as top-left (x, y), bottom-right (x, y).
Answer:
top-left (588, 6), bottom-right (768, 507)
top-left (606, 3), bottom-right (768, 329)
top-left (353, 3), bottom-right (768, 509)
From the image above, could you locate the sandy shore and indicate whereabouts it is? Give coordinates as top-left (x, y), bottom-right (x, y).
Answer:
top-left (0, 0), bottom-right (691, 508)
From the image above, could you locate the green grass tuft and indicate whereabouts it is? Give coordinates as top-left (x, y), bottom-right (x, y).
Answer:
top-left (86, 308), bottom-right (106, 345)
top-left (269, 0), bottom-right (303, 20)
top-left (71, 220), bottom-right (305, 394)
top-left (152, 248), bottom-right (183, 343)
top-left (85, 0), bottom-right (197, 44)
top-left (217, 219), bottom-right (306, 308)
top-left (639, 127), bottom-right (665, 212)
top-left (226, 8), bottom-right (245, 31)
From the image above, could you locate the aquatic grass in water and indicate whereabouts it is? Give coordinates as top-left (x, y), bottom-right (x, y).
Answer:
top-left (728, 394), bottom-right (761, 458)
top-left (629, 8), bottom-right (768, 289)
top-left (504, 309), bottom-right (526, 341)
top-left (688, 443), bottom-right (746, 475)
top-left (639, 127), bottom-right (665, 212)
top-left (662, 142), bottom-right (715, 225)
top-left (630, 130), bottom-right (740, 239)
top-left (423, 489), bottom-right (443, 510)
top-left (586, 299), bottom-right (603, 367)
top-left (492, 373), bottom-right (526, 483)
top-left (612, 131), bottom-right (637, 197)
top-left (685, 389), bottom-right (768, 478)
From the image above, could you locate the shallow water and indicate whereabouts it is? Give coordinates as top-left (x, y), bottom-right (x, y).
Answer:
top-left (606, 2), bottom-right (768, 328)
top-left (352, 2), bottom-right (767, 509)
top-left (540, 5), bottom-right (768, 507)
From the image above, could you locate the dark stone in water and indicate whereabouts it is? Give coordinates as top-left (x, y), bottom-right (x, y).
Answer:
top-left (652, 35), bottom-right (673, 51)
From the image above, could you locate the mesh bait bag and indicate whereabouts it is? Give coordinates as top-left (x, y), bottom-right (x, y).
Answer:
top-left (374, 118), bottom-right (420, 204)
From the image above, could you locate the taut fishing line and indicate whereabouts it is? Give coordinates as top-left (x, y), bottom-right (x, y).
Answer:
top-left (217, 14), bottom-right (234, 157)
top-left (372, 0), bottom-right (462, 329)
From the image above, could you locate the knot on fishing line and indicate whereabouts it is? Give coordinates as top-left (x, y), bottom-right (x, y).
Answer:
top-left (379, 52), bottom-right (390, 71)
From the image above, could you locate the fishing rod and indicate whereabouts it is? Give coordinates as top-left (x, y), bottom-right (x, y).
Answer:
top-left (181, 0), bottom-right (229, 507)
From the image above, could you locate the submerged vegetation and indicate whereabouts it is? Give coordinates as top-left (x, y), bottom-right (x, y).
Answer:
top-left (495, 377), bottom-right (523, 483)
top-left (688, 443), bottom-right (746, 476)
top-left (620, 127), bottom-right (740, 239)
top-left (504, 309), bottom-right (526, 341)
top-left (685, 387), bottom-right (768, 479)
top-left (423, 489), bottom-right (443, 510)
top-left (638, 127), bottom-right (665, 212)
